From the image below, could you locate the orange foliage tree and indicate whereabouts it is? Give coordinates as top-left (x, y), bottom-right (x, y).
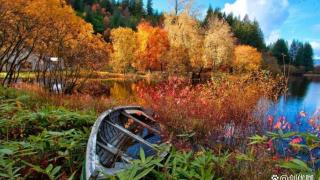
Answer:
top-left (0, 0), bottom-right (109, 93)
top-left (135, 21), bottom-right (170, 72)
top-left (32, 0), bottom-right (109, 93)
top-left (233, 45), bottom-right (262, 73)
top-left (0, 0), bottom-right (40, 86)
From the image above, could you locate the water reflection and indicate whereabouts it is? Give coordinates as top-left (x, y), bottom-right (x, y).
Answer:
top-left (269, 76), bottom-right (320, 132)
top-left (80, 79), bottom-right (157, 100)
top-left (287, 77), bottom-right (311, 98)
top-left (110, 82), bottom-right (133, 100)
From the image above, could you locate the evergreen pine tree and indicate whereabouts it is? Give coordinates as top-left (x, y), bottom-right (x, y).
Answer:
top-left (203, 5), bottom-right (213, 26)
top-left (295, 45), bottom-right (304, 66)
top-left (213, 8), bottom-right (223, 20)
top-left (271, 39), bottom-right (290, 65)
top-left (225, 13), bottom-right (235, 26)
top-left (243, 14), bottom-right (250, 22)
top-left (129, 0), bottom-right (135, 13)
top-left (109, 10), bottom-right (123, 28)
top-left (211, 9), bottom-right (265, 51)
top-left (147, 0), bottom-right (153, 15)
top-left (85, 8), bottom-right (105, 33)
top-left (87, 0), bottom-right (97, 5)
top-left (289, 40), bottom-right (303, 65)
top-left (134, 0), bottom-right (144, 16)
top-left (74, 0), bottom-right (84, 11)
top-left (251, 21), bottom-right (266, 50)
top-left (303, 43), bottom-right (314, 70)
top-left (122, 0), bottom-right (129, 7)
top-left (101, 0), bottom-right (113, 12)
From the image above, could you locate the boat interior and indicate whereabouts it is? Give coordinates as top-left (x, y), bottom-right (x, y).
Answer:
top-left (96, 107), bottom-right (163, 168)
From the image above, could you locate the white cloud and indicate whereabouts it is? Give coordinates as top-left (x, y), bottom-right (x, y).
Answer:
top-left (311, 41), bottom-right (320, 59)
top-left (311, 41), bottom-right (320, 49)
top-left (222, 0), bottom-right (289, 40)
top-left (266, 30), bottom-right (281, 44)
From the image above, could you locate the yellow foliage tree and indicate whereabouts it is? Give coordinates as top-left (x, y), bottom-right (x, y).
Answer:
top-left (233, 45), bottom-right (262, 73)
top-left (110, 27), bottom-right (137, 73)
top-left (164, 12), bottom-right (205, 75)
top-left (164, 46), bottom-right (190, 74)
top-left (204, 17), bottom-right (235, 70)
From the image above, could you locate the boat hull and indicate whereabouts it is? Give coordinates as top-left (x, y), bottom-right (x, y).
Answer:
top-left (82, 106), bottom-right (168, 179)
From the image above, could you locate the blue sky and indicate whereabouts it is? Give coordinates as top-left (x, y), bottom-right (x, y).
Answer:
top-left (145, 0), bottom-right (320, 58)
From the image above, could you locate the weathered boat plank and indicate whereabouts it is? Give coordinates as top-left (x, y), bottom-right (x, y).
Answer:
top-left (106, 121), bottom-right (157, 149)
top-left (120, 111), bottom-right (161, 135)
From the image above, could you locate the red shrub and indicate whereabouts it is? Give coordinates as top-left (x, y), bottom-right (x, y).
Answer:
top-left (137, 73), bottom-right (278, 147)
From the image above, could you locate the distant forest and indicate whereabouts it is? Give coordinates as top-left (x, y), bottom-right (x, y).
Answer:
top-left (67, 0), bottom-right (314, 71)
top-left (67, 0), bottom-right (162, 41)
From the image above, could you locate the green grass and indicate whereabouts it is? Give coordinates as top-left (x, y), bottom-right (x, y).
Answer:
top-left (0, 87), bottom-right (95, 179)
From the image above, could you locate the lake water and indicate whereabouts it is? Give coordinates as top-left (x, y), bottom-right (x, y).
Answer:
top-left (265, 76), bottom-right (320, 166)
top-left (268, 76), bottom-right (320, 132)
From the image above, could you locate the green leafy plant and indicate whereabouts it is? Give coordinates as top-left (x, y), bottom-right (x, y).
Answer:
top-left (116, 149), bottom-right (162, 180)
top-left (22, 162), bottom-right (62, 180)
top-left (279, 159), bottom-right (312, 173)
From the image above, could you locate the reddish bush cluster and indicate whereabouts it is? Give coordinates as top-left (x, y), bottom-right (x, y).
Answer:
top-left (138, 77), bottom-right (215, 143)
top-left (136, 73), bottom-right (278, 147)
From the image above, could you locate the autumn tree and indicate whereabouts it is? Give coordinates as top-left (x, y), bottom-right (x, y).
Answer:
top-left (233, 45), bottom-right (262, 73)
top-left (134, 21), bottom-right (169, 72)
top-left (0, 0), bottom-right (109, 92)
top-left (0, 0), bottom-right (42, 86)
top-left (31, 0), bottom-right (109, 94)
top-left (204, 17), bottom-right (234, 71)
top-left (168, 0), bottom-right (190, 15)
top-left (261, 53), bottom-right (281, 74)
top-left (110, 27), bottom-right (137, 73)
top-left (164, 7), bottom-right (236, 75)
top-left (164, 46), bottom-right (190, 74)
top-left (164, 11), bottom-right (205, 75)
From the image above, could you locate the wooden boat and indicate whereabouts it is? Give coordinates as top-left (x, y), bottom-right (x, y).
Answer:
top-left (82, 106), bottom-right (169, 179)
